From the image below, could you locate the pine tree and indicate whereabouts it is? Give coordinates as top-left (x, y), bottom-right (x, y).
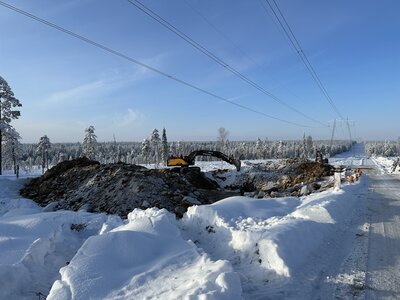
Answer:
top-left (36, 135), bottom-right (51, 173)
top-left (151, 128), bottom-right (160, 168)
top-left (0, 76), bottom-right (22, 174)
top-left (161, 128), bottom-right (169, 165)
top-left (83, 126), bottom-right (97, 160)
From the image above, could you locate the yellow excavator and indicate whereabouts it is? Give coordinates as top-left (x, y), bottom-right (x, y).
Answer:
top-left (167, 150), bottom-right (241, 171)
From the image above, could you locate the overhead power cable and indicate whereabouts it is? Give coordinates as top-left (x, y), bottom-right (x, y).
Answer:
top-left (126, 0), bottom-right (328, 127)
top-left (188, 0), bottom-right (317, 112)
top-left (264, 0), bottom-right (344, 119)
top-left (183, 0), bottom-right (259, 69)
top-left (0, 0), bottom-right (320, 128)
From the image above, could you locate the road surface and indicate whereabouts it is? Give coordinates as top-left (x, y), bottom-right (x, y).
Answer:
top-left (332, 144), bottom-right (400, 299)
top-left (365, 170), bottom-right (400, 299)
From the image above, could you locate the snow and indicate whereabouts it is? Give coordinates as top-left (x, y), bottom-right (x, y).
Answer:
top-left (370, 156), bottom-right (400, 174)
top-left (1, 146), bottom-right (398, 299)
top-left (0, 174), bottom-right (117, 299)
top-left (49, 208), bottom-right (241, 299)
top-left (180, 180), bottom-right (367, 298)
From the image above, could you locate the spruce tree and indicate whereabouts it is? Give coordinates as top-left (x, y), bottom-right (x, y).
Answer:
top-left (255, 138), bottom-right (263, 159)
top-left (151, 129), bottom-right (160, 167)
top-left (161, 128), bottom-right (169, 165)
top-left (83, 126), bottom-right (97, 160)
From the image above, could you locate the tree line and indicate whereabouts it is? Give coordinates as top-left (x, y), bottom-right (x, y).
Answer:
top-left (365, 140), bottom-right (400, 157)
top-left (1, 75), bottom-right (354, 174)
top-left (9, 125), bottom-right (353, 174)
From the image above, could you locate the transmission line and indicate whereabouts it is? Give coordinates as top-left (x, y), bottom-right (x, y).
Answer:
top-left (264, 0), bottom-right (344, 119)
top-left (0, 0), bottom-right (322, 128)
top-left (183, 0), bottom-right (259, 69)
top-left (126, 0), bottom-right (328, 127)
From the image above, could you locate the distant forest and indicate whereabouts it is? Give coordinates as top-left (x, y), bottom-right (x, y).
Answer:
top-left (10, 138), bottom-right (354, 173)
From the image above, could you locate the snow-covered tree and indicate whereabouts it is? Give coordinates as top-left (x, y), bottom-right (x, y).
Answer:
top-left (0, 76), bottom-right (22, 174)
top-left (83, 126), bottom-right (97, 160)
top-left (36, 135), bottom-right (51, 173)
top-left (255, 138), bottom-right (263, 159)
top-left (277, 140), bottom-right (285, 158)
top-left (169, 141), bottom-right (177, 157)
top-left (301, 133), bottom-right (307, 158)
top-left (176, 141), bottom-right (183, 156)
top-left (3, 126), bottom-right (21, 175)
top-left (306, 135), bottom-right (313, 158)
top-left (151, 128), bottom-right (160, 167)
top-left (217, 127), bottom-right (229, 153)
top-left (141, 138), bottom-right (151, 164)
top-left (383, 140), bottom-right (395, 156)
top-left (161, 128), bottom-right (169, 165)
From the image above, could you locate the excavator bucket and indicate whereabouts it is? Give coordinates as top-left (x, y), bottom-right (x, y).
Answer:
top-left (231, 158), bottom-right (241, 171)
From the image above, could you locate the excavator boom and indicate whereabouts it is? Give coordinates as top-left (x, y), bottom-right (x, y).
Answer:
top-left (167, 150), bottom-right (241, 171)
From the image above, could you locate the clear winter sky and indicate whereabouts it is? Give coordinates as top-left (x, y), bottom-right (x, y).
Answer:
top-left (1, 0), bottom-right (399, 143)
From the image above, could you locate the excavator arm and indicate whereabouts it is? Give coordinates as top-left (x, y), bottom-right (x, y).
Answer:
top-left (167, 150), bottom-right (241, 171)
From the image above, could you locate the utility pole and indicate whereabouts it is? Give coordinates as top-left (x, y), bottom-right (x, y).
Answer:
top-left (329, 119), bottom-right (336, 155)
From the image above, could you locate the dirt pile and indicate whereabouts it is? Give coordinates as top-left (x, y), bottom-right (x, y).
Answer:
top-left (211, 158), bottom-right (334, 198)
top-left (20, 157), bottom-right (335, 218)
top-left (20, 158), bottom-right (231, 218)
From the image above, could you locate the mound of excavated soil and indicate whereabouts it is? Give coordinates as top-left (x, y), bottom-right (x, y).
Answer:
top-left (212, 158), bottom-right (334, 197)
top-left (20, 158), bottom-right (232, 218)
top-left (20, 157), bottom-right (335, 217)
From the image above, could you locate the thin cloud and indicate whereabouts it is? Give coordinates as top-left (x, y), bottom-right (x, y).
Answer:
top-left (47, 80), bottom-right (106, 104)
top-left (44, 51), bottom-right (169, 107)
top-left (113, 108), bottom-right (143, 128)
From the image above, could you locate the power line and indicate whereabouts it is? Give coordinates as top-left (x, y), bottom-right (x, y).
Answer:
top-left (183, 0), bottom-right (260, 69)
top-left (0, 0), bottom-right (321, 128)
top-left (187, 0), bottom-right (317, 113)
top-left (264, 0), bottom-right (344, 119)
top-left (126, 0), bottom-right (328, 127)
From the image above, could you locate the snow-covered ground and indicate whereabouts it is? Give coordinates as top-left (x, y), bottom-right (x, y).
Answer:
top-left (369, 156), bottom-right (400, 174)
top-left (0, 145), bottom-right (398, 299)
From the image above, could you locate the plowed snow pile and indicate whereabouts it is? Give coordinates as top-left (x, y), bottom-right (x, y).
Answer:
top-left (45, 178), bottom-right (366, 299)
top-left (48, 208), bottom-right (242, 299)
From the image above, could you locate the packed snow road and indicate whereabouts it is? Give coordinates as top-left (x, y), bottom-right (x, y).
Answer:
top-left (332, 144), bottom-right (400, 299)
top-left (365, 169), bottom-right (400, 298)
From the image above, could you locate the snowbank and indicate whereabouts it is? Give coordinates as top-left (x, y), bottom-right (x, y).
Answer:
top-left (0, 175), bottom-right (122, 299)
top-left (371, 156), bottom-right (400, 174)
top-left (180, 178), bottom-right (367, 298)
top-left (0, 209), bottom-right (114, 299)
top-left (48, 208), bottom-right (242, 300)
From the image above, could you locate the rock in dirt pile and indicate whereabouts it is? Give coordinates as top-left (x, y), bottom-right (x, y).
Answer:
top-left (20, 157), bottom-right (335, 217)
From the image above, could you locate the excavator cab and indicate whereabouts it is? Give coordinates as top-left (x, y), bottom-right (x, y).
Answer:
top-left (167, 150), bottom-right (241, 171)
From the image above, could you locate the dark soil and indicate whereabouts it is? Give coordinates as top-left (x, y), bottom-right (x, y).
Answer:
top-left (20, 157), bottom-right (335, 218)
top-left (20, 158), bottom-right (230, 218)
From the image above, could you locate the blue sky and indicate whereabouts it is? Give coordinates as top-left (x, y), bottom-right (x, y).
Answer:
top-left (1, 0), bottom-right (399, 143)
